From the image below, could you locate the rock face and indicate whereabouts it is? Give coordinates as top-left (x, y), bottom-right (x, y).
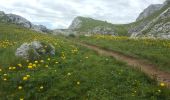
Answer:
top-left (145, 8), bottom-right (170, 38)
top-left (7, 14), bottom-right (32, 28)
top-left (164, 0), bottom-right (170, 5)
top-left (67, 16), bottom-right (117, 35)
top-left (131, 7), bottom-right (170, 38)
top-left (15, 41), bottom-right (55, 60)
top-left (136, 4), bottom-right (163, 21)
top-left (0, 11), bottom-right (5, 17)
top-left (69, 17), bottom-right (82, 30)
top-left (128, 21), bottom-right (150, 37)
top-left (0, 11), bottom-right (50, 33)
top-left (89, 26), bottom-right (116, 35)
top-left (32, 25), bottom-right (50, 33)
top-left (129, 0), bottom-right (170, 39)
top-left (53, 29), bottom-right (76, 36)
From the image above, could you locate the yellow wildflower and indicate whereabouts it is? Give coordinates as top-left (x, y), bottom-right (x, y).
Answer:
top-left (47, 58), bottom-right (51, 61)
top-left (3, 78), bottom-right (7, 81)
top-left (158, 89), bottom-right (161, 92)
top-left (9, 67), bottom-right (12, 70)
top-left (23, 76), bottom-right (28, 81)
top-left (12, 67), bottom-right (16, 70)
top-left (34, 61), bottom-right (38, 64)
top-left (77, 81), bottom-right (80, 85)
top-left (160, 82), bottom-right (165, 87)
top-left (28, 65), bottom-right (33, 69)
top-left (33, 64), bottom-right (36, 68)
top-left (3, 74), bottom-right (7, 76)
top-left (26, 75), bottom-right (30, 78)
top-left (18, 86), bottom-right (22, 90)
top-left (40, 60), bottom-right (44, 63)
top-left (67, 73), bottom-right (71, 76)
top-left (45, 65), bottom-right (49, 68)
top-left (18, 64), bottom-right (22, 67)
top-left (20, 97), bottom-right (24, 100)
top-left (29, 63), bottom-right (33, 66)
top-left (40, 86), bottom-right (44, 89)
top-left (0, 68), bottom-right (2, 72)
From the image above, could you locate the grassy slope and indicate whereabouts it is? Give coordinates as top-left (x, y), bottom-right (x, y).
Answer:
top-left (127, 3), bottom-right (170, 35)
top-left (74, 4), bottom-right (170, 36)
top-left (73, 3), bottom-right (170, 36)
top-left (142, 4), bottom-right (170, 35)
top-left (0, 23), bottom-right (170, 99)
top-left (75, 17), bottom-right (129, 36)
top-left (80, 35), bottom-right (170, 73)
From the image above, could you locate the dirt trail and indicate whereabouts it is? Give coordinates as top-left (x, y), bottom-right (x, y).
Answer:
top-left (79, 42), bottom-right (170, 88)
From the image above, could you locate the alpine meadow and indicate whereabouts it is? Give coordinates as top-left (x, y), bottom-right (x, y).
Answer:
top-left (1, 0), bottom-right (170, 100)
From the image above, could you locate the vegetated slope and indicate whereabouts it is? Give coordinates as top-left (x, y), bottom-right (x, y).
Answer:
top-left (68, 16), bottom-right (129, 36)
top-left (1, 23), bottom-right (170, 99)
top-left (128, 1), bottom-right (170, 38)
top-left (54, 0), bottom-right (170, 38)
top-left (0, 11), bottom-right (50, 33)
top-left (136, 4), bottom-right (163, 21)
top-left (79, 35), bottom-right (170, 73)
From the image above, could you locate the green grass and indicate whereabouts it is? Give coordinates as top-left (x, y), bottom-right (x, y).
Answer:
top-left (0, 23), bottom-right (170, 99)
top-left (74, 17), bottom-right (129, 36)
top-left (79, 35), bottom-right (170, 73)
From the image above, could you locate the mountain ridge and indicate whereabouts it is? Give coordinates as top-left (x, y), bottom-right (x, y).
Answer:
top-left (0, 11), bottom-right (50, 33)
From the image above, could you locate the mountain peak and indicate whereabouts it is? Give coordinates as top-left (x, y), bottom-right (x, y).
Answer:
top-left (68, 16), bottom-right (84, 30)
top-left (136, 4), bottom-right (163, 21)
top-left (164, 0), bottom-right (170, 5)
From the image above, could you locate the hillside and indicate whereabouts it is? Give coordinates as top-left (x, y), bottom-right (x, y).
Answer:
top-left (128, 0), bottom-right (170, 38)
top-left (68, 16), bottom-right (129, 36)
top-left (0, 11), bottom-right (50, 33)
top-left (63, 0), bottom-right (170, 38)
top-left (1, 0), bottom-right (170, 99)
top-left (1, 23), bottom-right (170, 99)
top-left (2, 0), bottom-right (169, 38)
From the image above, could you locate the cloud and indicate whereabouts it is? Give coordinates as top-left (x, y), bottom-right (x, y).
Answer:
top-left (0, 0), bottom-right (165, 29)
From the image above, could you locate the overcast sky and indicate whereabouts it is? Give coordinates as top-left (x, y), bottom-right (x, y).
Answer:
top-left (0, 0), bottom-right (165, 29)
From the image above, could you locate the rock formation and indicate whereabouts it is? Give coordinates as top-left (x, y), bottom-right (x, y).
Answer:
top-left (15, 41), bottom-right (55, 60)
top-left (0, 11), bottom-right (50, 33)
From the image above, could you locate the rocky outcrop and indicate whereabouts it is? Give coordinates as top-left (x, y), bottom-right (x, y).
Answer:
top-left (32, 25), bottom-right (50, 33)
top-left (68, 17), bottom-right (82, 30)
top-left (129, 0), bottom-right (170, 39)
top-left (129, 21), bottom-right (150, 37)
top-left (67, 16), bottom-right (117, 35)
top-left (88, 26), bottom-right (116, 35)
top-left (131, 6), bottom-right (170, 38)
top-left (145, 8), bottom-right (170, 37)
top-left (6, 14), bottom-right (32, 28)
top-left (15, 41), bottom-right (55, 60)
top-left (136, 4), bottom-right (163, 21)
top-left (163, 0), bottom-right (170, 5)
top-left (53, 29), bottom-right (77, 36)
top-left (0, 11), bottom-right (9, 22)
top-left (0, 11), bottom-right (50, 33)
top-left (0, 11), bottom-right (5, 17)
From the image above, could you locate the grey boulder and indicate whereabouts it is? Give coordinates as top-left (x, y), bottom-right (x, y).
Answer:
top-left (15, 41), bottom-right (55, 60)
